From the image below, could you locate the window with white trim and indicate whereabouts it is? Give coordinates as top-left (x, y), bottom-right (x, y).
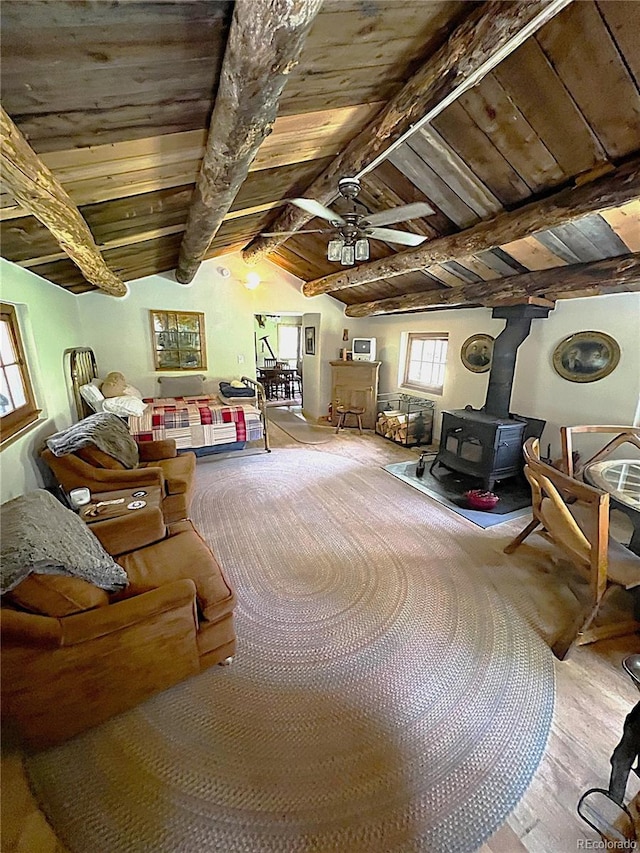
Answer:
top-left (277, 324), bottom-right (301, 362)
top-left (0, 303), bottom-right (40, 445)
top-left (402, 332), bottom-right (449, 395)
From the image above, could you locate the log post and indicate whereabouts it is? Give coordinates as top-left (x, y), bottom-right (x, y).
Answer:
top-left (242, 0), bottom-right (572, 264)
top-left (175, 0), bottom-right (322, 285)
top-left (306, 156), bottom-right (640, 298)
top-left (0, 107), bottom-right (126, 296)
top-left (344, 254), bottom-right (640, 316)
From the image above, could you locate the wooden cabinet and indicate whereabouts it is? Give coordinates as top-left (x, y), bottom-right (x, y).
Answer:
top-left (330, 361), bottom-right (380, 430)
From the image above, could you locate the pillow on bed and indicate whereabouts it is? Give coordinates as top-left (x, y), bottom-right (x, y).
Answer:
top-left (124, 384), bottom-right (143, 399)
top-left (102, 395), bottom-right (148, 417)
top-left (101, 371), bottom-right (127, 398)
top-left (79, 383), bottom-right (105, 412)
top-left (158, 375), bottom-right (206, 397)
top-left (219, 381), bottom-right (255, 399)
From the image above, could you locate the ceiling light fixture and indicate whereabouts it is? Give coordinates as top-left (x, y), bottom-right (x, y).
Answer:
top-left (245, 271), bottom-right (261, 290)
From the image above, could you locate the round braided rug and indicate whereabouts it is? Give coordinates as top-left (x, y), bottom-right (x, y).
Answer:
top-left (27, 450), bottom-right (554, 853)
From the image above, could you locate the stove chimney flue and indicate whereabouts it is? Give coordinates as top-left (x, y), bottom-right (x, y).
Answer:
top-left (484, 305), bottom-right (552, 418)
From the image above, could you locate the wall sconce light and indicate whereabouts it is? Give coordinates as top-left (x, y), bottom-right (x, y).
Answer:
top-left (245, 272), bottom-right (261, 290)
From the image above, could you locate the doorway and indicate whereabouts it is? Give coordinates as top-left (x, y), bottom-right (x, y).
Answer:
top-left (254, 314), bottom-right (303, 406)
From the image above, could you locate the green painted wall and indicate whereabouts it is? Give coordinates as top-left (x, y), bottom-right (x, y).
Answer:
top-left (0, 259), bottom-right (82, 502)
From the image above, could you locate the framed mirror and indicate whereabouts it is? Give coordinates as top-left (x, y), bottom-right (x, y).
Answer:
top-left (150, 310), bottom-right (206, 371)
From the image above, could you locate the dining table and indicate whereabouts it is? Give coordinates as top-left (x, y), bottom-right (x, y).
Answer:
top-left (257, 367), bottom-right (299, 401)
top-left (584, 458), bottom-right (640, 555)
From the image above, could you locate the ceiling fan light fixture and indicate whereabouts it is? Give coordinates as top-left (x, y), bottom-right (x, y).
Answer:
top-left (327, 238), bottom-right (343, 262)
top-left (355, 238), bottom-right (369, 261)
top-left (340, 243), bottom-right (355, 266)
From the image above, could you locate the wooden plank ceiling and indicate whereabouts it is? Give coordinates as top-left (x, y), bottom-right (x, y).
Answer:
top-left (1, 0), bottom-right (639, 309)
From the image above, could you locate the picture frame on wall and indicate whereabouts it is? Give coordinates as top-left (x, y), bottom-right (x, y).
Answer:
top-left (460, 334), bottom-right (494, 373)
top-left (552, 331), bottom-right (620, 383)
top-left (304, 326), bottom-right (316, 356)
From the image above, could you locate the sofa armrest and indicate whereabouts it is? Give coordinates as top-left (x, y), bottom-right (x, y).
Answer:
top-left (88, 465), bottom-right (165, 490)
top-left (90, 506), bottom-right (166, 556)
top-left (0, 608), bottom-right (63, 649)
top-left (61, 579), bottom-right (197, 646)
top-left (137, 439), bottom-right (177, 462)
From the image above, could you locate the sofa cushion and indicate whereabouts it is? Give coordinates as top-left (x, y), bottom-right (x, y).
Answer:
top-left (140, 453), bottom-right (195, 496)
top-left (6, 574), bottom-right (109, 617)
top-left (76, 445), bottom-right (126, 469)
top-left (116, 520), bottom-right (234, 621)
top-left (0, 490), bottom-right (129, 594)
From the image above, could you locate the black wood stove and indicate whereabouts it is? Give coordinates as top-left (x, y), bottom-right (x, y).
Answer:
top-left (431, 304), bottom-right (551, 490)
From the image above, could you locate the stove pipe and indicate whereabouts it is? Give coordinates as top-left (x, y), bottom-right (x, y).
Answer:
top-left (484, 305), bottom-right (552, 418)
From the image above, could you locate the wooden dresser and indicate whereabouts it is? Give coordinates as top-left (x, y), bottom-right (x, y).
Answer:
top-left (330, 361), bottom-right (381, 430)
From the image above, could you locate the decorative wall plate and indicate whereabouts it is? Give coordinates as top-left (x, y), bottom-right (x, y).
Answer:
top-left (461, 334), bottom-right (494, 373)
top-left (552, 331), bottom-right (620, 383)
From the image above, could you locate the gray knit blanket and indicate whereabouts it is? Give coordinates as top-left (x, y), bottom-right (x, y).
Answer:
top-left (1, 490), bottom-right (128, 594)
top-left (46, 412), bottom-right (139, 469)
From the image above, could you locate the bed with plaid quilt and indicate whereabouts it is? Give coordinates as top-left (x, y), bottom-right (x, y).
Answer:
top-left (128, 395), bottom-right (264, 450)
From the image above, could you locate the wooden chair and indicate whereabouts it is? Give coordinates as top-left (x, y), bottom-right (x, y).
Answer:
top-left (504, 438), bottom-right (640, 659)
top-left (561, 425), bottom-right (640, 478)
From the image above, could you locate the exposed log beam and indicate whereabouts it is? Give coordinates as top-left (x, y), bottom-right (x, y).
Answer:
top-left (242, 0), bottom-right (572, 264)
top-left (175, 0), bottom-right (322, 285)
top-left (344, 254), bottom-right (640, 316)
top-left (305, 156), bottom-right (640, 297)
top-left (0, 106), bottom-right (126, 296)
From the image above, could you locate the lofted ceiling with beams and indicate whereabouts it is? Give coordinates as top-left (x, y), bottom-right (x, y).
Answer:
top-left (1, 0), bottom-right (639, 314)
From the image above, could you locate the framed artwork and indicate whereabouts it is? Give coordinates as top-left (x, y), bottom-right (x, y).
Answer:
top-left (552, 331), bottom-right (620, 383)
top-left (304, 326), bottom-right (316, 356)
top-left (150, 310), bottom-right (207, 371)
top-left (460, 334), bottom-right (494, 373)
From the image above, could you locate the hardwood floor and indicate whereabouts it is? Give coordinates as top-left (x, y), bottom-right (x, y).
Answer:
top-left (3, 425), bottom-right (638, 853)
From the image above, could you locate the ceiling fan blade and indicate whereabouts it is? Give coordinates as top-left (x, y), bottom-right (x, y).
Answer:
top-left (289, 197), bottom-right (345, 224)
top-left (364, 202), bottom-right (435, 228)
top-left (366, 227), bottom-right (427, 246)
top-left (260, 229), bottom-right (329, 236)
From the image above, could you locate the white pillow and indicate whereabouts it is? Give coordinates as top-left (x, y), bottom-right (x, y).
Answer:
top-left (79, 383), bottom-right (105, 412)
top-left (102, 395), bottom-right (148, 417)
top-left (124, 384), bottom-right (143, 399)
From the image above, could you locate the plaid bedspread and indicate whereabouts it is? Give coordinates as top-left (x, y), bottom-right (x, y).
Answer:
top-left (128, 395), bottom-right (263, 449)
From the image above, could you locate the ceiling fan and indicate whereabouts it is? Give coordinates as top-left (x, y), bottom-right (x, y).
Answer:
top-left (261, 177), bottom-right (434, 265)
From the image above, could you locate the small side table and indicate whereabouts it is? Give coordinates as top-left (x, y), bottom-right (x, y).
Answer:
top-left (335, 405), bottom-right (365, 435)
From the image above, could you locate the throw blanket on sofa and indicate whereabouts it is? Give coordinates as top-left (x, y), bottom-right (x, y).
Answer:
top-left (46, 412), bottom-right (139, 469)
top-left (1, 490), bottom-right (128, 594)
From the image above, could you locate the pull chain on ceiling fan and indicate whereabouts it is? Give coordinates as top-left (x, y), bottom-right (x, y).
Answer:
top-left (261, 177), bottom-right (434, 265)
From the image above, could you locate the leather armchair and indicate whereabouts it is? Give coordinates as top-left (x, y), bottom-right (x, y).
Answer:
top-left (1, 496), bottom-right (236, 749)
top-left (41, 438), bottom-right (196, 523)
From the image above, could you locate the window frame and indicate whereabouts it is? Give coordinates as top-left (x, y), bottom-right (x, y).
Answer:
top-left (401, 331), bottom-right (449, 396)
top-left (0, 302), bottom-right (40, 445)
top-left (149, 309), bottom-right (207, 371)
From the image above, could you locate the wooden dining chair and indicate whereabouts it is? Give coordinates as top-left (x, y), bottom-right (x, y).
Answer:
top-left (560, 425), bottom-right (640, 479)
top-left (504, 438), bottom-right (640, 659)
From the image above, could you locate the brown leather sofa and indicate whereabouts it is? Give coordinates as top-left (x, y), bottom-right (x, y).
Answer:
top-left (1, 493), bottom-right (235, 749)
top-left (41, 438), bottom-right (195, 523)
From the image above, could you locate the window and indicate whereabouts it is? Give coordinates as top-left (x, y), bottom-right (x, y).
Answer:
top-left (402, 332), bottom-right (449, 394)
top-left (0, 303), bottom-right (40, 443)
top-left (150, 310), bottom-right (206, 370)
top-left (277, 324), bottom-right (301, 363)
